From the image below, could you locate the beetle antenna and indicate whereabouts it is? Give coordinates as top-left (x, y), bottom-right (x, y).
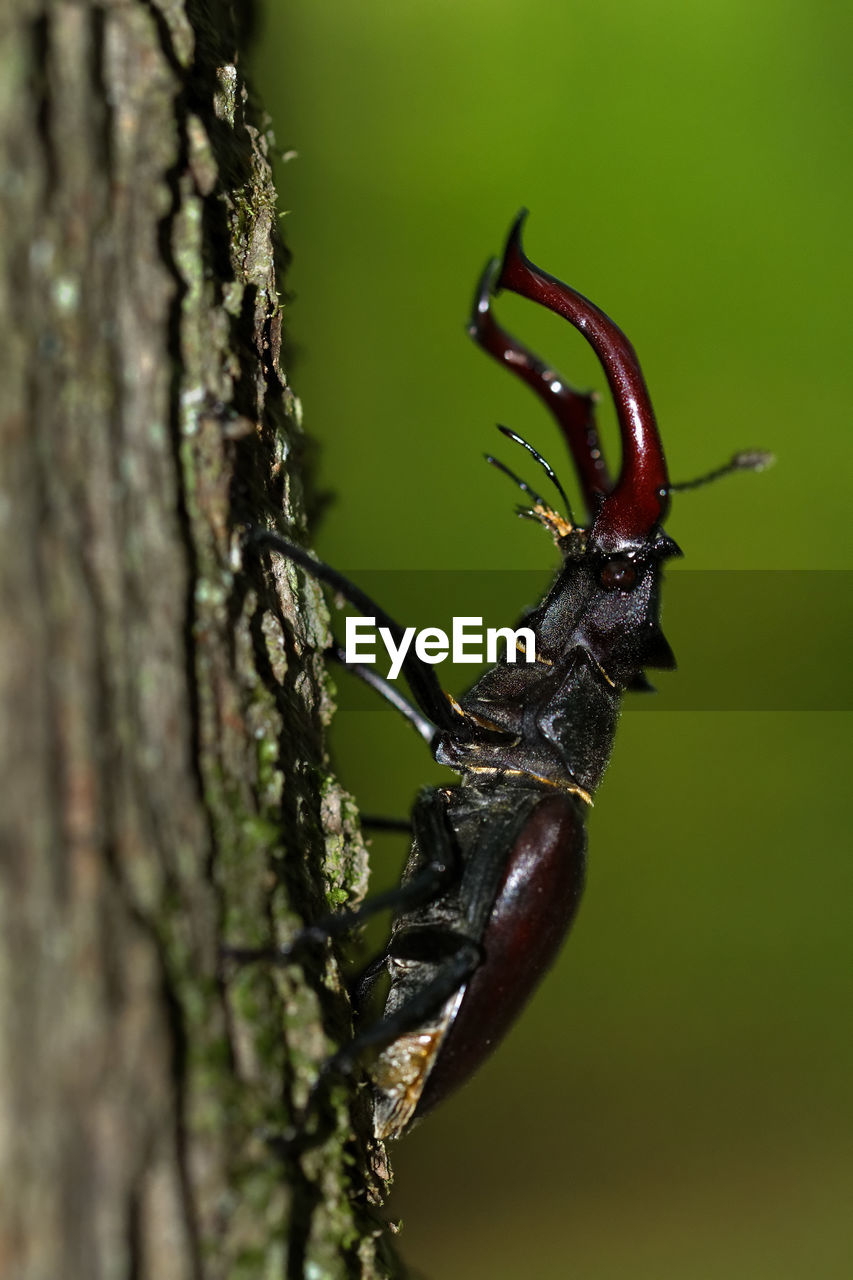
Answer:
top-left (485, 454), bottom-right (576, 541)
top-left (484, 453), bottom-right (548, 507)
top-left (670, 450), bottom-right (775, 492)
top-left (496, 425), bottom-right (576, 526)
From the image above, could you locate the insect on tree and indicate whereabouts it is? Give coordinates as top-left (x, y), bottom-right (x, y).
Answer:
top-left (241, 212), bottom-right (770, 1142)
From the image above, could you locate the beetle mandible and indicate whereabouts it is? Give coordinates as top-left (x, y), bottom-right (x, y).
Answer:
top-left (250, 212), bottom-right (769, 1141)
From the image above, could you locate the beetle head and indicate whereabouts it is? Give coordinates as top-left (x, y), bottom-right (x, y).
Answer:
top-left (472, 214), bottom-right (690, 686)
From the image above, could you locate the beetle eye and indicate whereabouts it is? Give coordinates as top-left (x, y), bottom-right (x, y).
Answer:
top-left (600, 556), bottom-right (637, 592)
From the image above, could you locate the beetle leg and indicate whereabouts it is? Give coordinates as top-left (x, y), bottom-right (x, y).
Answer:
top-left (327, 642), bottom-right (437, 745)
top-left (276, 936), bottom-right (480, 1155)
top-left (333, 937), bottom-right (480, 1070)
top-left (314, 789), bottom-right (462, 938)
top-left (469, 254), bottom-right (611, 518)
top-left (349, 921), bottom-right (471, 1010)
top-left (249, 528), bottom-right (510, 742)
top-left (222, 854), bottom-right (453, 964)
top-left (223, 790), bottom-right (461, 966)
top-left (248, 527), bottom-right (462, 733)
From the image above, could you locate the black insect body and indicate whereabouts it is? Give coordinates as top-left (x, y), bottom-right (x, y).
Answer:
top-left (253, 213), bottom-right (767, 1141)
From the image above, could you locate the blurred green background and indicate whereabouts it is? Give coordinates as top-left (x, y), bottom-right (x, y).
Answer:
top-left (253, 4), bottom-right (852, 1277)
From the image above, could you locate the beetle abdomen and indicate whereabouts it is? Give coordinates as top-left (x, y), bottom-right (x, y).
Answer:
top-left (415, 790), bottom-right (587, 1118)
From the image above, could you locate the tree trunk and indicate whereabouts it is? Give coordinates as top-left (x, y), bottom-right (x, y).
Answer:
top-left (0, 3), bottom-right (398, 1276)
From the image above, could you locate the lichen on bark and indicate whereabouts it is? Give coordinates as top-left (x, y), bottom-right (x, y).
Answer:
top-left (0, 3), bottom-right (399, 1276)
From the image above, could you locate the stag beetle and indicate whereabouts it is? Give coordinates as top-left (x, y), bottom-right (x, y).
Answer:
top-left (248, 212), bottom-right (769, 1141)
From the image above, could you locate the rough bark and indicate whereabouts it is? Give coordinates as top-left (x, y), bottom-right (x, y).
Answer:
top-left (0, 3), bottom-right (398, 1277)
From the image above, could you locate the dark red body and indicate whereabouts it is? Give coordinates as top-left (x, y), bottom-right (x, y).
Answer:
top-left (418, 792), bottom-right (586, 1115)
top-left (365, 214), bottom-right (680, 1138)
top-left (257, 215), bottom-right (765, 1143)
